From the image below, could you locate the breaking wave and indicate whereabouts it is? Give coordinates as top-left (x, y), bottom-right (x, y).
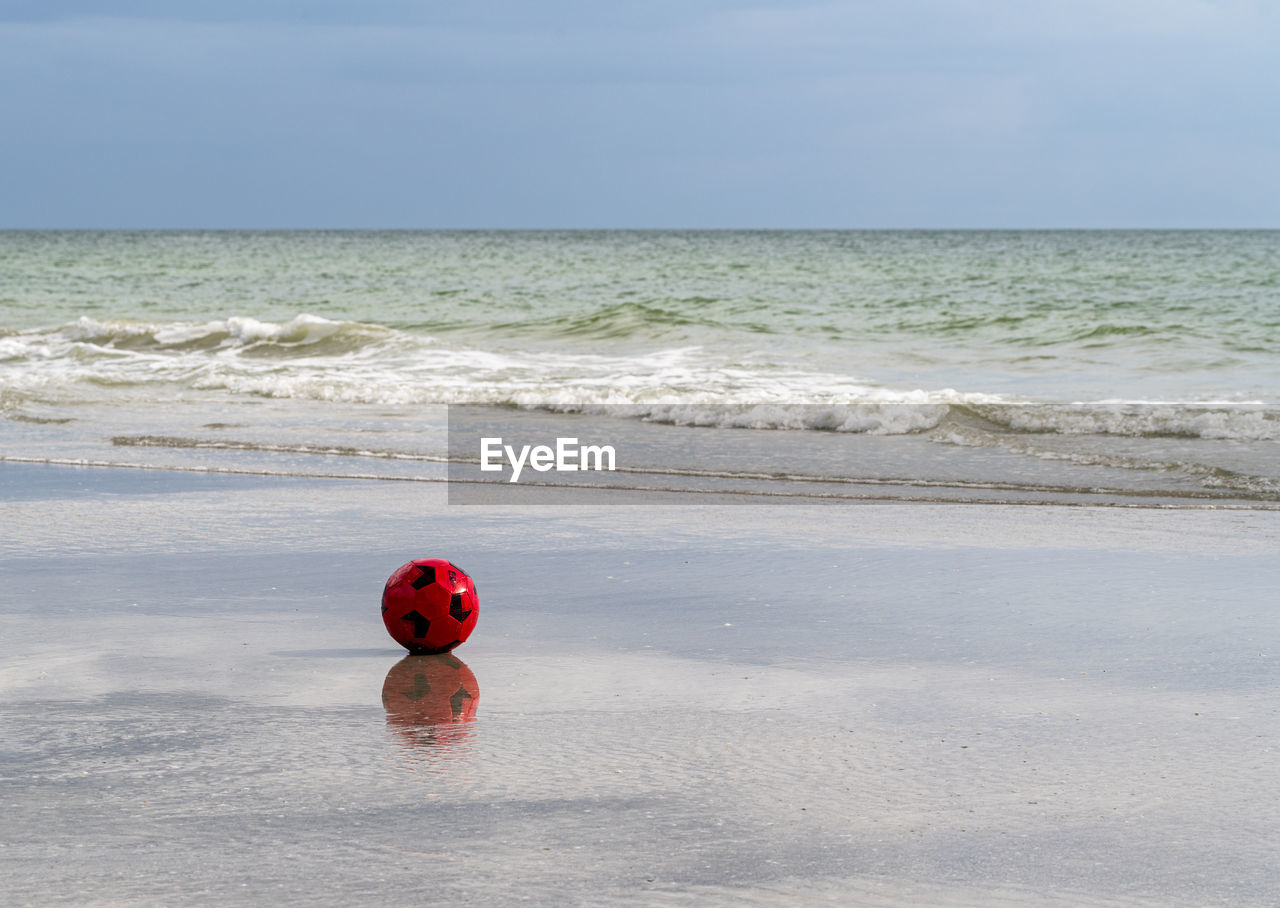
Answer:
top-left (2, 315), bottom-right (1277, 442)
top-left (952, 402), bottom-right (1279, 441)
top-left (38, 314), bottom-right (395, 354)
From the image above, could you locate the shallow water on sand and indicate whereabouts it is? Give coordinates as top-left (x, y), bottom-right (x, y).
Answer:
top-left (3, 464), bottom-right (1279, 904)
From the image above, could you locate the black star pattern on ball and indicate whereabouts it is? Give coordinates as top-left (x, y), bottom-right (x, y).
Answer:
top-left (448, 593), bottom-right (473, 624)
top-left (449, 686), bottom-right (474, 718)
top-left (449, 563), bottom-right (475, 595)
top-left (401, 609), bottom-right (431, 638)
top-left (410, 565), bottom-right (436, 589)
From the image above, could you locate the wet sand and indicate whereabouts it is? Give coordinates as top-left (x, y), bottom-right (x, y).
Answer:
top-left (2, 462), bottom-right (1279, 905)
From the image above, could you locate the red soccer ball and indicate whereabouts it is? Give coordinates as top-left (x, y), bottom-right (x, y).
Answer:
top-left (381, 558), bottom-right (479, 654)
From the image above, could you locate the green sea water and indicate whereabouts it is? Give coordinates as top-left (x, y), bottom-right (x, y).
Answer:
top-left (1, 230), bottom-right (1277, 503)
top-left (2, 229), bottom-right (1277, 396)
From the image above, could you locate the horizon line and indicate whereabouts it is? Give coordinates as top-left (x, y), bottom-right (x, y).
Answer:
top-left (3, 226), bottom-right (1278, 233)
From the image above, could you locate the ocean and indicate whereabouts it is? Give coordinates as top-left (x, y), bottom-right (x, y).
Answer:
top-left (1, 230), bottom-right (1277, 504)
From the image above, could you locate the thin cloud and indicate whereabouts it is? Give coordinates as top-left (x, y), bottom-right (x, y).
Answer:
top-left (0, 1), bottom-right (1275, 227)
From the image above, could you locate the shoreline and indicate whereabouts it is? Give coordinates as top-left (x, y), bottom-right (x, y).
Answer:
top-left (5, 458), bottom-right (1277, 511)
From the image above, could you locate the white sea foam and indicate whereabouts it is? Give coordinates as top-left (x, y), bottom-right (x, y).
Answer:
top-left (57, 314), bottom-right (379, 348)
top-left (222, 314), bottom-right (345, 345)
top-left (553, 402), bottom-right (955, 435)
top-left (964, 402), bottom-right (1279, 441)
top-left (2, 316), bottom-right (1277, 441)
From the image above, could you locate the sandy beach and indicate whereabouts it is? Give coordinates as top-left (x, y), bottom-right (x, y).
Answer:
top-left (3, 461), bottom-right (1278, 905)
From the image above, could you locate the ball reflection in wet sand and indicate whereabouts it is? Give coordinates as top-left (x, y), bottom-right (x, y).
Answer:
top-left (381, 654), bottom-right (479, 750)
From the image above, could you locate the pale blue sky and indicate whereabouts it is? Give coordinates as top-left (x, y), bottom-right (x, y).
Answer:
top-left (1, 1), bottom-right (1275, 227)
